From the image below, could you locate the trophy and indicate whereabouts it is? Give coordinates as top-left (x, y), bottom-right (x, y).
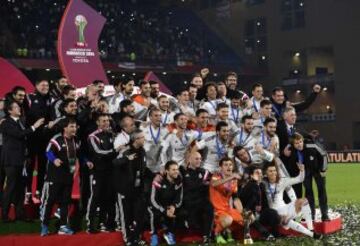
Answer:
top-left (75, 15), bottom-right (87, 47)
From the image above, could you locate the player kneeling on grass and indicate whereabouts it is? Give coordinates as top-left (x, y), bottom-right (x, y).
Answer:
top-left (209, 157), bottom-right (253, 244)
top-left (40, 118), bottom-right (79, 236)
top-left (263, 161), bottom-right (323, 239)
top-left (148, 161), bottom-right (183, 246)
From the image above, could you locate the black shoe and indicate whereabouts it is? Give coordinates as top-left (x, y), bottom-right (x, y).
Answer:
top-left (313, 233), bottom-right (323, 240)
top-left (322, 214), bottom-right (330, 222)
top-left (86, 227), bottom-right (99, 234)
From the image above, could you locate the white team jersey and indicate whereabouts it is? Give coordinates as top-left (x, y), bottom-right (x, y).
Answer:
top-left (253, 116), bottom-right (266, 129)
top-left (248, 148), bottom-right (274, 165)
top-left (140, 124), bottom-right (169, 173)
top-left (161, 130), bottom-right (199, 166)
top-left (113, 131), bottom-right (130, 149)
top-left (200, 100), bottom-right (218, 118)
top-left (107, 92), bottom-right (126, 114)
top-left (174, 102), bottom-right (196, 117)
top-left (228, 107), bottom-right (246, 127)
top-left (160, 111), bottom-right (175, 126)
top-left (264, 171), bottom-right (305, 210)
top-left (233, 128), bottom-right (257, 150)
top-left (215, 119), bottom-right (239, 136)
top-left (250, 96), bottom-right (262, 114)
top-left (196, 134), bottom-right (232, 173)
top-left (255, 131), bottom-right (280, 153)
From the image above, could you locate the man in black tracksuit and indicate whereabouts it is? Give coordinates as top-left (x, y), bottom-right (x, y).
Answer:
top-left (149, 161), bottom-right (183, 246)
top-left (26, 80), bottom-right (52, 196)
top-left (180, 151), bottom-right (213, 244)
top-left (240, 165), bottom-right (279, 241)
top-left (112, 129), bottom-right (152, 245)
top-left (290, 133), bottom-right (329, 221)
top-left (87, 113), bottom-right (118, 232)
top-left (40, 118), bottom-right (79, 236)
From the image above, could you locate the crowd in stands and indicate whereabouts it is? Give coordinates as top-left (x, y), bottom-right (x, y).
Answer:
top-left (0, 69), bottom-right (330, 245)
top-left (0, 0), bottom-right (236, 65)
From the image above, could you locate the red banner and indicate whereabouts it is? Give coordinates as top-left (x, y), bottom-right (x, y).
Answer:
top-left (58, 0), bottom-right (108, 88)
top-left (0, 57), bottom-right (34, 97)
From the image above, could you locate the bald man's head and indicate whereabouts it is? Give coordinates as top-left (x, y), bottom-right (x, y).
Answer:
top-left (189, 151), bottom-right (202, 169)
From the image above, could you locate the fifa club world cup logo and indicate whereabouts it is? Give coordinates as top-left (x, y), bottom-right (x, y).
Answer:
top-left (75, 15), bottom-right (87, 47)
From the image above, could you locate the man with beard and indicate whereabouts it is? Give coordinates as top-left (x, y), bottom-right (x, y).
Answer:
top-left (43, 99), bottom-right (78, 138)
top-left (40, 118), bottom-right (79, 236)
top-left (133, 80), bottom-right (152, 121)
top-left (224, 71), bottom-right (238, 91)
top-left (180, 151), bottom-right (213, 245)
top-left (271, 84), bottom-right (321, 120)
top-left (149, 161), bottom-right (183, 246)
top-left (195, 121), bottom-right (232, 173)
top-left (233, 115), bottom-right (256, 150)
top-left (157, 95), bottom-right (175, 126)
top-left (161, 113), bottom-right (199, 167)
top-left (112, 130), bottom-right (152, 245)
top-left (227, 90), bottom-right (251, 127)
top-left (50, 85), bottom-right (77, 120)
top-left (5, 86), bottom-right (29, 122)
top-left (257, 117), bottom-right (279, 155)
top-left (49, 77), bottom-right (68, 100)
top-left (149, 80), bottom-right (160, 106)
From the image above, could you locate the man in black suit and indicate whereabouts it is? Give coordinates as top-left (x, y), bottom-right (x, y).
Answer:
top-left (0, 101), bottom-right (44, 221)
top-left (276, 106), bottom-right (303, 198)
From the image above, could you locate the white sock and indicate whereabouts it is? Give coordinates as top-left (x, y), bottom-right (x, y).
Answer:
top-left (301, 203), bottom-right (314, 231)
top-left (287, 220), bottom-right (314, 237)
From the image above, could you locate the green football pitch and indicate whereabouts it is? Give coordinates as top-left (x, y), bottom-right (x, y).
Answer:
top-left (0, 163), bottom-right (359, 245)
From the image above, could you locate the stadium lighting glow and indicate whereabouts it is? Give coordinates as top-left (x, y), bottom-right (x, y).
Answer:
top-left (323, 87), bottom-right (328, 91)
top-left (45, 69), bottom-right (50, 72)
top-left (300, 2), bottom-right (304, 7)
top-left (296, 90), bottom-right (301, 94)
top-left (257, 40), bottom-right (261, 43)
top-left (107, 70), bottom-right (111, 74)
top-left (257, 22), bottom-right (261, 26)
top-left (326, 105), bottom-right (331, 110)
top-left (294, 70), bottom-right (299, 74)
top-left (261, 55), bottom-right (266, 60)
top-left (162, 72), bottom-right (167, 75)
top-left (132, 73), bottom-right (136, 76)
top-left (213, 73), bottom-right (218, 77)
top-left (111, 75), bottom-right (115, 79)
top-left (295, 52), bottom-right (300, 57)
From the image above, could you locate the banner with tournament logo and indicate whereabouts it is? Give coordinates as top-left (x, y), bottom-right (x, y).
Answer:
top-left (57, 0), bottom-right (108, 88)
